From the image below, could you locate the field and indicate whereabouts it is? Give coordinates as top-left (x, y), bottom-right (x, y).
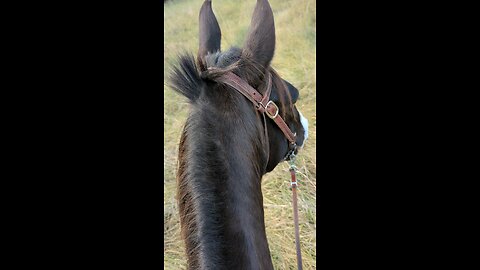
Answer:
top-left (164, 0), bottom-right (316, 268)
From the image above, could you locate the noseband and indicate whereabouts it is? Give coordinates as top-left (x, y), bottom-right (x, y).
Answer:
top-left (216, 70), bottom-right (298, 161)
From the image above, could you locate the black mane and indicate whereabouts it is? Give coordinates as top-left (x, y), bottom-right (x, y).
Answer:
top-left (169, 54), bottom-right (204, 102)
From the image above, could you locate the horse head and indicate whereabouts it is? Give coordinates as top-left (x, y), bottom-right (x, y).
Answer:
top-left (171, 0), bottom-right (308, 173)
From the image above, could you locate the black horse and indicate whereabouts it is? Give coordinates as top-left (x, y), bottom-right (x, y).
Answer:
top-left (168, 0), bottom-right (309, 269)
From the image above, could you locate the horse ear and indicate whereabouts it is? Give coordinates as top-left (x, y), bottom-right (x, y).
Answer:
top-left (242, 0), bottom-right (275, 69)
top-left (198, 0), bottom-right (221, 71)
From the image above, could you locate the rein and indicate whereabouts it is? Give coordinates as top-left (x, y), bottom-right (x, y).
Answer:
top-left (216, 70), bottom-right (303, 270)
top-left (289, 156), bottom-right (303, 270)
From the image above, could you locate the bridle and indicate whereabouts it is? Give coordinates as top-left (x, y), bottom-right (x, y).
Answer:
top-left (216, 71), bottom-right (297, 157)
top-left (215, 70), bottom-right (304, 270)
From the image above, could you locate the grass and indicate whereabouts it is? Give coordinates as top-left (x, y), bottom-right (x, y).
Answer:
top-left (164, 0), bottom-right (316, 268)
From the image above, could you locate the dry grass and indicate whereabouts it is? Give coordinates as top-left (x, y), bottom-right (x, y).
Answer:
top-left (164, 0), bottom-right (316, 268)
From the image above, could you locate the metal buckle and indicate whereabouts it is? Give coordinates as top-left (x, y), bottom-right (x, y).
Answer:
top-left (265, 101), bottom-right (279, 119)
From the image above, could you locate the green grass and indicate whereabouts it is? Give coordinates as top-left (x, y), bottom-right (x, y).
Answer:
top-left (164, 0), bottom-right (316, 268)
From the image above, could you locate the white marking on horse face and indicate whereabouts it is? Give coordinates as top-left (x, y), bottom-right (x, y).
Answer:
top-left (298, 109), bottom-right (308, 147)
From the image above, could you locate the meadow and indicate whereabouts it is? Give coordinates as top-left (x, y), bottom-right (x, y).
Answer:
top-left (164, 0), bottom-right (316, 268)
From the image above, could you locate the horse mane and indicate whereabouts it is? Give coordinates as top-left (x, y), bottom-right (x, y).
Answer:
top-left (168, 54), bottom-right (204, 103)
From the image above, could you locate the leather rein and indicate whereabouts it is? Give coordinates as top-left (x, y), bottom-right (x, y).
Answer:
top-left (215, 70), bottom-right (304, 270)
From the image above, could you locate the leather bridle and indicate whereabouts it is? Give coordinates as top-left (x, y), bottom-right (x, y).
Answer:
top-left (215, 70), bottom-right (304, 270)
top-left (216, 71), bottom-right (297, 158)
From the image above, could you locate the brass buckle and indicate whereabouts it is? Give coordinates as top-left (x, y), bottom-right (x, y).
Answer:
top-left (265, 100), bottom-right (279, 119)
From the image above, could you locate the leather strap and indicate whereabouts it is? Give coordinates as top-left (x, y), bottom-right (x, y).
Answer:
top-left (217, 72), bottom-right (264, 107)
top-left (290, 167), bottom-right (303, 270)
top-left (217, 71), bottom-right (297, 145)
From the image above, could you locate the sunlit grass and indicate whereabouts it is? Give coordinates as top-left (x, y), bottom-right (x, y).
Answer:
top-left (164, 0), bottom-right (316, 269)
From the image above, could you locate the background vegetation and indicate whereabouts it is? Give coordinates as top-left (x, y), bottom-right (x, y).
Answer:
top-left (164, 0), bottom-right (316, 268)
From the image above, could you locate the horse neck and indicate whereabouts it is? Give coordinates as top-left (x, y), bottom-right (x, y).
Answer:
top-left (177, 103), bottom-right (274, 270)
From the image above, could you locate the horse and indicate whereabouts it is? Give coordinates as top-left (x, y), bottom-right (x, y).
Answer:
top-left (168, 0), bottom-right (309, 269)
